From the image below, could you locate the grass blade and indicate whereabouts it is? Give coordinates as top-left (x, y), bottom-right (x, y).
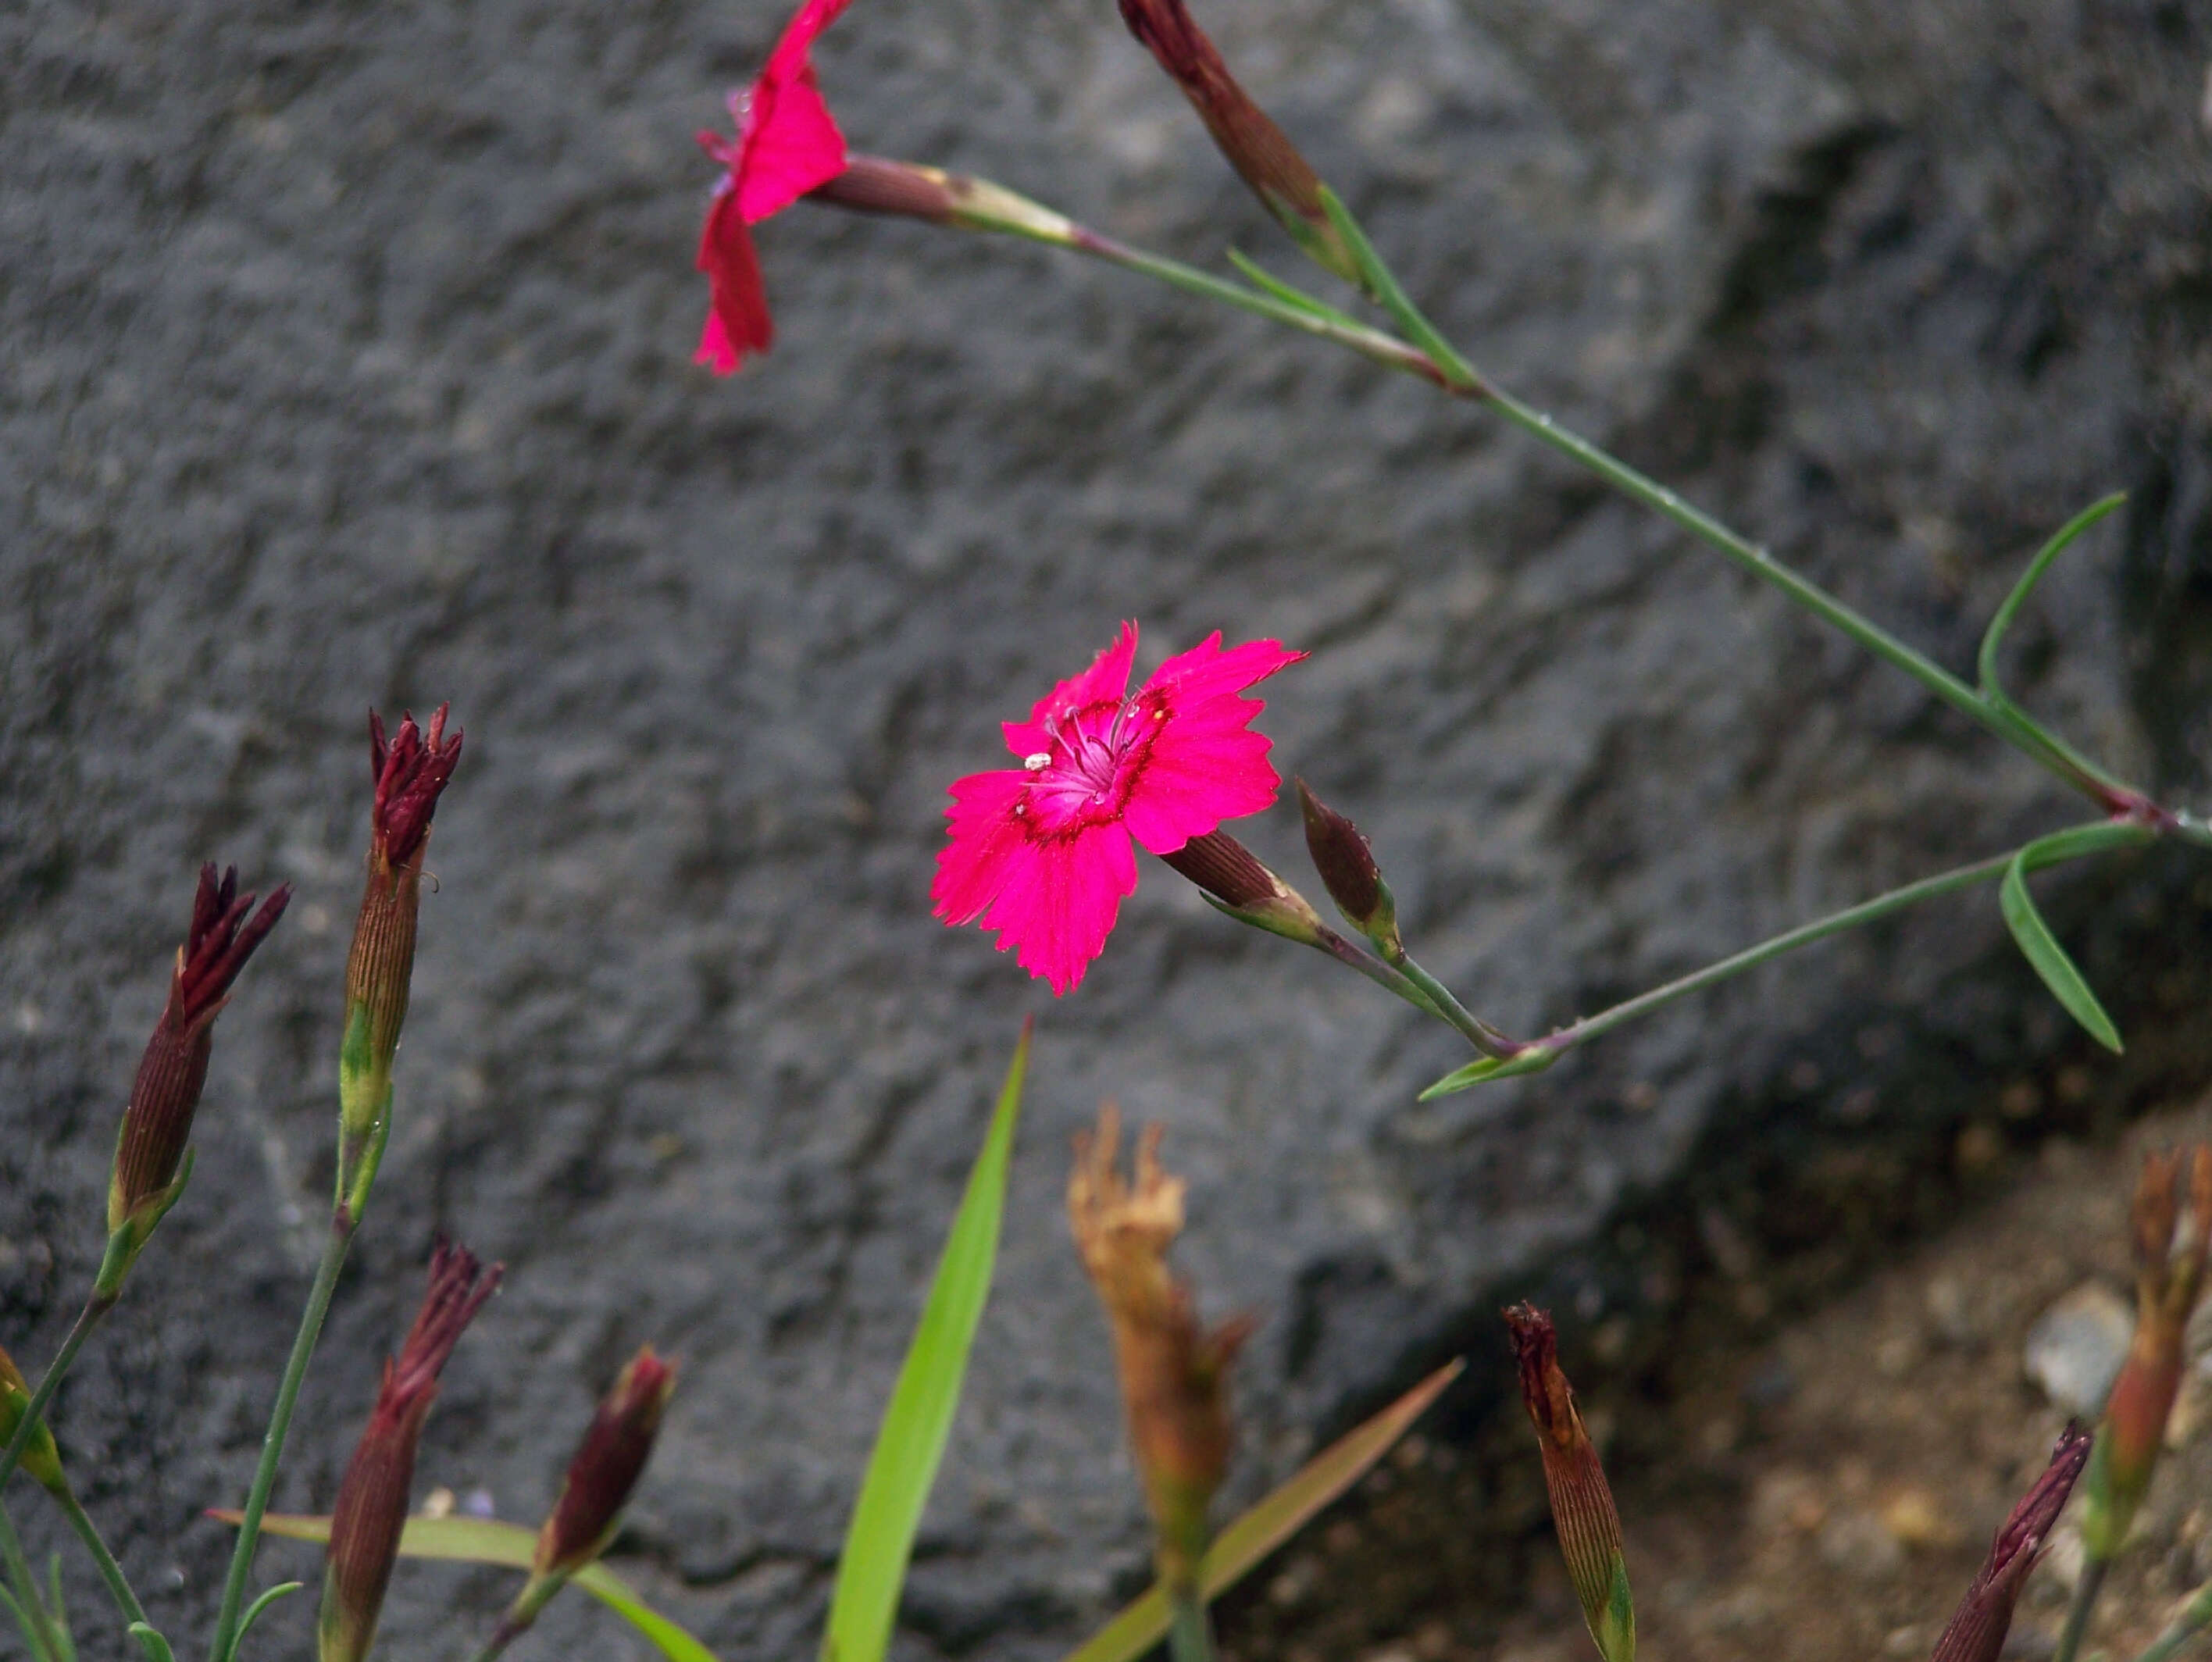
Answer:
top-left (1061, 1358), bottom-right (1464, 1662)
top-left (209, 1513), bottom-right (718, 1662)
top-left (2000, 847), bottom-right (2122, 1053)
top-left (822, 1018), bottom-right (1034, 1662)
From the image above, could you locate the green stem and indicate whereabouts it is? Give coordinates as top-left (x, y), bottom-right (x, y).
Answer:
top-left (1475, 381), bottom-right (2150, 814)
top-left (2054, 1556), bottom-right (2109, 1662)
top-left (0, 1499), bottom-right (66, 1662)
top-left (1063, 229), bottom-right (1456, 390)
top-left (205, 1211), bottom-right (355, 1662)
top-left (1387, 952), bottom-right (1518, 1058)
top-left (1525, 820), bottom-right (2149, 1062)
top-left (51, 1484), bottom-right (153, 1646)
top-left (0, 1293), bottom-right (114, 1496)
top-left (1165, 1581), bottom-right (1216, 1662)
top-left (2132, 1576), bottom-right (2212, 1662)
top-left (1310, 926), bottom-right (1453, 1025)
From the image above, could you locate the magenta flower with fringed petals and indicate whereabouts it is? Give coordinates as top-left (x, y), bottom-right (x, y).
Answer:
top-left (694, 0), bottom-right (854, 373)
top-left (933, 622), bottom-right (1305, 993)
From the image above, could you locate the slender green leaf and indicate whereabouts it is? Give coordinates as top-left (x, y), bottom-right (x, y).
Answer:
top-left (234, 1582), bottom-right (301, 1647)
top-left (823, 1020), bottom-right (1033, 1662)
top-left (210, 1513), bottom-right (718, 1662)
top-left (1223, 251), bottom-right (1364, 327)
top-left (1061, 1359), bottom-right (1465, 1662)
top-left (2001, 847), bottom-right (2122, 1053)
top-left (0, 1585), bottom-right (48, 1662)
top-left (1978, 494), bottom-right (2127, 699)
top-left (1315, 189), bottom-right (1479, 390)
top-left (126, 1623), bottom-right (175, 1662)
top-left (1420, 1047), bottom-right (1557, 1100)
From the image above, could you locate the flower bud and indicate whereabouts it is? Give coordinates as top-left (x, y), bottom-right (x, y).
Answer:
top-left (467, 1347), bottom-right (680, 1659)
top-left (1069, 1107), bottom-right (1254, 1590)
top-left (320, 1239), bottom-right (501, 1662)
top-left (106, 865), bottom-right (289, 1284)
top-left (1159, 830), bottom-right (1327, 946)
top-left (1929, 1423), bottom-right (2092, 1662)
top-left (810, 155), bottom-right (1082, 245)
top-left (1115, 0), bottom-right (1362, 288)
top-left (1295, 779), bottom-right (1401, 954)
top-left (1504, 1304), bottom-right (1633, 1662)
top-left (2079, 1146), bottom-right (2212, 1560)
top-left (0, 1345), bottom-right (67, 1497)
top-left (340, 706), bottom-right (462, 1200)
top-left (535, 1347), bottom-right (676, 1579)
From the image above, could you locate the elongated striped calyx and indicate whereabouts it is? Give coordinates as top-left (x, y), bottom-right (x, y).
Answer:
top-left (1115, 0), bottom-right (1362, 288)
top-left (1504, 1304), bottom-right (1633, 1662)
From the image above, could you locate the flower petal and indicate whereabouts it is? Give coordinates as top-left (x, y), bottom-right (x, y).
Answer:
top-left (1119, 635), bottom-right (1304, 854)
top-left (736, 0), bottom-right (854, 223)
top-left (982, 823), bottom-right (1140, 995)
top-left (933, 769), bottom-right (1032, 926)
top-left (1001, 622), bottom-right (1140, 758)
top-left (695, 187), bottom-right (774, 373)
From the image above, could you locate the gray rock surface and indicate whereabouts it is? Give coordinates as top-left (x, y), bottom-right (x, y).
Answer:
top-left (4, 0), bottom-right (2210, 1657)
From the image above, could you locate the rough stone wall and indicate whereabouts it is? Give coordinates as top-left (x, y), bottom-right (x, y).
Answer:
top-left (2, 0), bottom-right (2209, 1657)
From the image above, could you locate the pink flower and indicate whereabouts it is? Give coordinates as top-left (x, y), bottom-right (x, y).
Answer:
top-left (933, 622), bottom-right (1304, 993)
top-left (694, 0), bottom-right (854, 373)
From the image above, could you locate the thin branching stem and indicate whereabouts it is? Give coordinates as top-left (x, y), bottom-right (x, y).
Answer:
top-left (205, 1211), bottom-right (355, 1662)
top-left (2054, 1556), bottom-right (2110, 1662)
top-left (2132, 1576), bottom-right (2212, 1662)
top-left (1165, 1582), bottom-right (1216, 1662)
top-left (0, 1499), bottom-right (66, 1662)
top-left (51, 1485), bottom-right (154, 1649)
top-left (0, 1295), bottom-right (113, 1498)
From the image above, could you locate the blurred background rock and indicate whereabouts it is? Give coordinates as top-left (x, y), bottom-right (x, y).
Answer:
top-left (2, 0), bottom-right (2210, 1656)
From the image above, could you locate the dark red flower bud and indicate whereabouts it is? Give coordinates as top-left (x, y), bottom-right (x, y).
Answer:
top-left (320, 1240), bottom-right (501, 1662)
top-left (1159, 830), bottom-right (1326, 945)
top-left (1504, 1304), bottom-right (1633, 1662)
top-left (108, 865), bottom-right (290, 1245)
top-left (536, 1347), bottom-right (677, 1578)
top-left (1116, 0), bottom-right (1361, 287)
top-left (368, 704), bottom-right (462, 872)
top-left (342, 705), bottom-right (462, 1198)
top-left (1295, 779), bottom-right (1400, 951)
top-left (1928, 1424), bottom-right (2092, 1662)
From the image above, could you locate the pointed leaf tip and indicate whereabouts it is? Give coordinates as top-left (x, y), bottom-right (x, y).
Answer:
top-left (2000, 851), bottom-right (2122, 1053)
top-left (821, 1022), bottom-right (1031, 1662)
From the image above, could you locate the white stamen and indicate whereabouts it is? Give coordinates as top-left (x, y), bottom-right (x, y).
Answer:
top-left (1024, 752), bottom-right (1051, 770)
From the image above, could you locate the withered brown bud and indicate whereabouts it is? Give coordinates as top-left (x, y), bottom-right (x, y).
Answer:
top-left (2080, 1146), bottom-right (2212, 1559)
top-left (1069, 1107), bottom-right (1254, 1589)
top-left (1159, 830), bottom-right (1326, 944)
top-left (1116, 0), bottom-right (1362, 288)
top-left (1295, 779), bottom-right (1399, 950)
top-left (1929, 1424), bottom-right (2092, 1662)
top-left (535, 1346), bottom-right (677, 1578)
top-left (320, 1239), bottom-right (501, 1662)
top-left (109, 864), bottom-right (290, 1241)
top-left (1504, 1304), bottom-right (1633, 1662)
